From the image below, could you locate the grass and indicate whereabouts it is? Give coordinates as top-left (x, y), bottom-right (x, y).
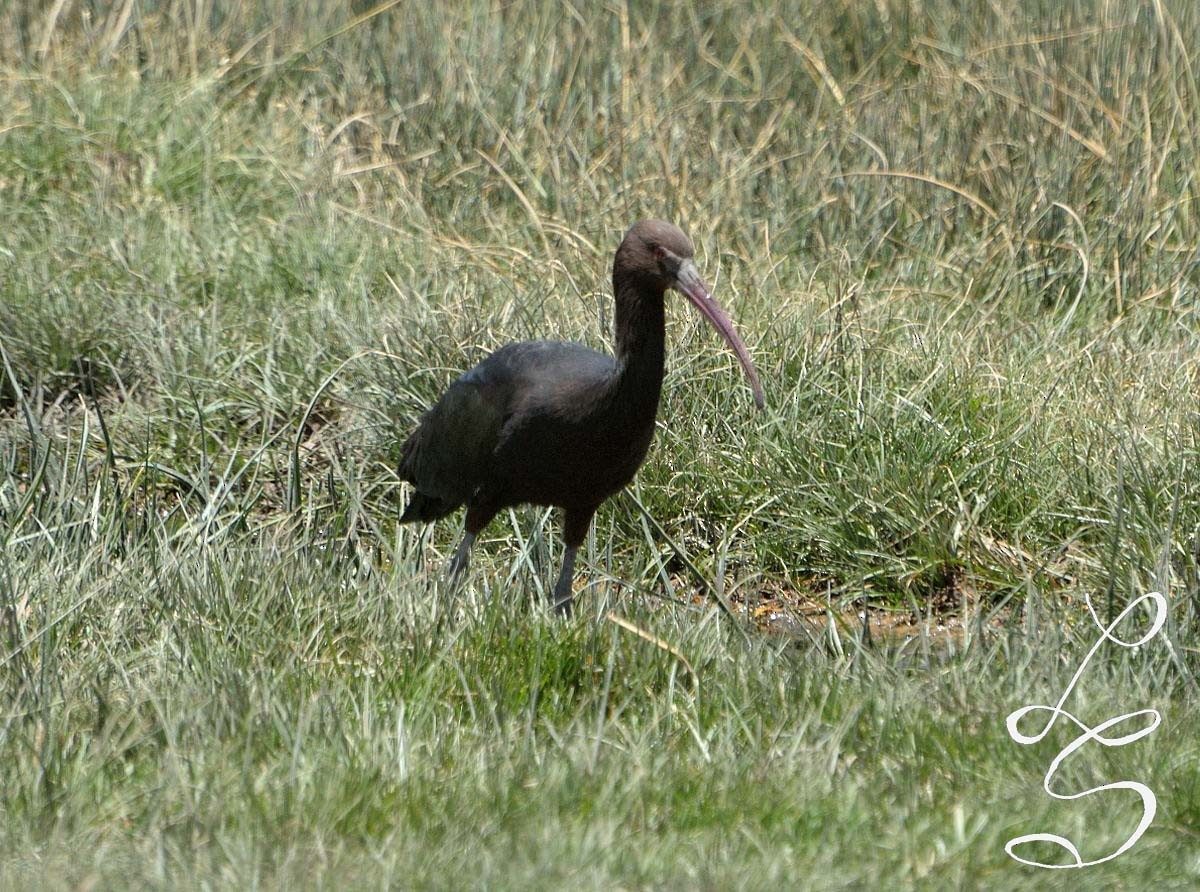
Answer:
top-left (2, 0), bottom-right (1200, 887)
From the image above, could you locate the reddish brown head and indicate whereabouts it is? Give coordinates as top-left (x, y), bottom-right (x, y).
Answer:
top-left (615, 220), bottom-right (764, 409)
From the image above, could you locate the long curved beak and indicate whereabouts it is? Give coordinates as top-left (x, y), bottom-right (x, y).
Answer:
top-left (675, 259), bottom-right (765, 410)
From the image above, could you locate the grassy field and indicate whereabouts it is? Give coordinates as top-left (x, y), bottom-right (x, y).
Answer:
top-left (2, 0), bottom-right (1200, 887)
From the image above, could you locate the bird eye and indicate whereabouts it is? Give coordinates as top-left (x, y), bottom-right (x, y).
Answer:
top-left (652, 245), bottom-right (667, 260)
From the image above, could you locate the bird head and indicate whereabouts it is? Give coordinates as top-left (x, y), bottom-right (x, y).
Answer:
top-left (618, 220), bottom-right (765, 410)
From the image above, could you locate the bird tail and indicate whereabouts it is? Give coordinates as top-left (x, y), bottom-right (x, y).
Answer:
top-left (399, 490), bottom-right (457, 524)
top-left (398, 426), bottom-right (465, 523)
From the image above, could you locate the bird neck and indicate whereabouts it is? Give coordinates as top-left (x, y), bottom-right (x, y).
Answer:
top-left (609, 276), bottom-right (666, 418)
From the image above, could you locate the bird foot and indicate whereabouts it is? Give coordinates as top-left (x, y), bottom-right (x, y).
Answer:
top-left (552, 591), bottom-right (574, 618)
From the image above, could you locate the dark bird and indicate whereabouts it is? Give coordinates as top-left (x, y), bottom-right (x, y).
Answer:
top-left (399, 219), bottom-right (764, 615)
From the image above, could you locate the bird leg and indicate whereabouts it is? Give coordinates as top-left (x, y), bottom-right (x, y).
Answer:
top-left (446, 499), bottom-right (500, 589)
top-left (553, 505), bottom-right (598, 617)
top-left (552, 546), bottom-right (578, 617)
top-left (446, 531), bottom-right (475, 581)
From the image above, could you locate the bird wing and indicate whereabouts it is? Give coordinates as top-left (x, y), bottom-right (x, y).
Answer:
top-left (486, 341), bottom-right (615, 425)
top-left (399, 341), bottom-right (615, 510)
top-left (399, 371), bottom-right (508, 509)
